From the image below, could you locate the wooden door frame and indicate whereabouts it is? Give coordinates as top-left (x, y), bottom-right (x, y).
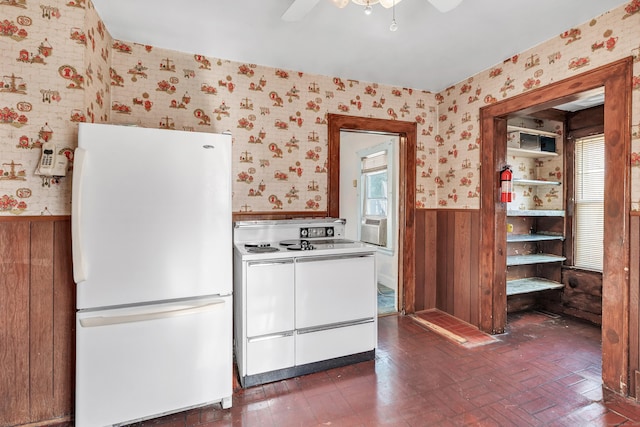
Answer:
top-left (479, 57), bottom-right (633, 396)
top-left (327, 114), bottom-right (417, 314)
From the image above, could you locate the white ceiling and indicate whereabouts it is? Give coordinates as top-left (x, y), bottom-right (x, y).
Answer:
top-left (91, 0), bottom-right (627, 93)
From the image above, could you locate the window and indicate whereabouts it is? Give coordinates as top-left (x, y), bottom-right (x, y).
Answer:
top-left (574, 135), bottom-right (604, 271)
top-left (361, 151), bottom-right (388, 217)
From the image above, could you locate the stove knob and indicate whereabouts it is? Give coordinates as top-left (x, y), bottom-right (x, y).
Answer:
top-left (326, 227), bottom-right (334, 237)
top-left (300, 228), bottom-right (308, 238)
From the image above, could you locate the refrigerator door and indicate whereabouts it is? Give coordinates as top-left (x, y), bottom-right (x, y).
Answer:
top-left (75, 295), bottom-right (233, 426)
top-left (73, 124), bottom-right (232, 309)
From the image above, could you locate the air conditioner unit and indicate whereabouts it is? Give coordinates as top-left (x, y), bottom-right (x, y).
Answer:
top-left (361, 217), bottom-right (387, 247)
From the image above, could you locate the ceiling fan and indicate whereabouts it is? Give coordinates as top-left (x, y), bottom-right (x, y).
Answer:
top-left (282, 0), bottom-right (463, 22)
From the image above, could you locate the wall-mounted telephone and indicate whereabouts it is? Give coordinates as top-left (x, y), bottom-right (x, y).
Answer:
top-left (35, 142), bottom-right (68, 177)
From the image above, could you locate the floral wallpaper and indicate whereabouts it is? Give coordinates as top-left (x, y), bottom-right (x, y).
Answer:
top-left (106, 44), bottom-right (438, 213)
top-left (0, 0), bottom-right (88, 215)
top-left (0, 0), bottom-right (638, 216)
top-left (435, 3), bottom-right (640, 210)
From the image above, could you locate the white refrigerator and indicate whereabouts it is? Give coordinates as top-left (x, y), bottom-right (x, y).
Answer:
top-left (72, 123), bottom-right (233, 427)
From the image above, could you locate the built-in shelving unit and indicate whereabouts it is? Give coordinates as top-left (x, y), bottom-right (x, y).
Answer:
top-left (506, 233), bottom-right (563, 243)
top-left (507, 125), bottom-right (558, 137)
top-left (507, 278), bottom-right (564, 296)
top-left (507, 253), bottom-right (566, 266)
top-left (507, 210), bottom-right (565, 217)
top-left (507, 147), bottom-right (559, 158)
top-left (513, 178), bottom-right (561, 186)
top-left (505, 124), bottom-right (565, 304)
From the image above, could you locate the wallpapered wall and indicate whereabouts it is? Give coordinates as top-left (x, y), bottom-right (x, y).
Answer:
top-left (0, 0), bottom-right (638, 216)
top-left (437, 4), bottom-right (640, 210)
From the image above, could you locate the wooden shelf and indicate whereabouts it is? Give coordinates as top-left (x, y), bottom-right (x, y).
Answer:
top-left (507, 253), bottom-right (566, 266)
top-left (507, 125), bottom-right (559, 138)
top-left (506, 277), bottom-right (564, 296)
top-left (507, 210), bottom-right (565, 217)
top-left (513, 178), bottom-right (561, 186)
top-left (507, 233), bottom-right (564, 243)
top-left (507, 147), bottom-right (558, 158)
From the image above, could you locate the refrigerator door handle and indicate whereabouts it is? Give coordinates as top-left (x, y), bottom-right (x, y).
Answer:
top-left (71, 147), bottom-right (87, 283)
top-left (79, 299), bottom-right (226, 328)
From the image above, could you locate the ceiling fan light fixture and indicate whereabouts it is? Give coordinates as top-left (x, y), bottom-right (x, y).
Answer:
top-left (330, 0), bottom-right (350, 7)
top-left (427, 0), bottom-right (463, 13)
top-left (379, 0), bottom-right (403, 8)
top-left (364, 3), bottom-right (373, 15)
top-left (389, 0), bottom-right (397, 31)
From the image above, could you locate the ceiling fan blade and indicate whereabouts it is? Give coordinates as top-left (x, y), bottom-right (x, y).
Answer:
top-left (427, 0), bottom-right (463, 13)
top-left (282, 0), bottom-right (322, 21)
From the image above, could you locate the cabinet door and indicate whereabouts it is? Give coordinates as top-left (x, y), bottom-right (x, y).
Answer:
top-left (246, 260), bottom-right (295, 337)
top-left (295, 254), bottom-right (375, 328)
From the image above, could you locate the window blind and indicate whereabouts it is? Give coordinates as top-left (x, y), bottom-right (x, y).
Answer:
top-left (574, 135), bottom-right (604, 271)
top-left (362, 151), bottom-right (388, 173)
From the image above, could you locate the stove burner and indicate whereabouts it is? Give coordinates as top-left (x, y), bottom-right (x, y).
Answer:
top-left (245, 246), bottom-right (279, 253)
top-left (286, 240), bottom-right (314, 251)
top-left (244, 242), bottom-right (272, 248)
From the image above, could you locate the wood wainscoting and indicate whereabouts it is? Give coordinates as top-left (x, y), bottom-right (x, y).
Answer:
top-left (415, 209), bottom-right (480, 326)
top-left (0, 216), bottom-right (74, 426)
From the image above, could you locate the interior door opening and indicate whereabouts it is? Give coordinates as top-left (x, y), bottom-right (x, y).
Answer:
top-left (327, 114), bottom-right (417, 316)
top-left (479, 57), bottom-right (632, 397)
top-left (503, 92), bottom-right (604, 323)
top-left (339, 130), bottom-right (399, 315)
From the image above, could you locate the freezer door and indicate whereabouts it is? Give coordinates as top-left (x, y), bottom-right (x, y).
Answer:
top-left (75, 296), bottom-right (232, 426)
top-left (73, 123), bottom-right (232, 309)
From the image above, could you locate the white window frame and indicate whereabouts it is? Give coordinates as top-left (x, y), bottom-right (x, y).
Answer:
top-left (574, 135), bottom-right (604, 272)
top-left (357, 141), bottom-right (395, 251)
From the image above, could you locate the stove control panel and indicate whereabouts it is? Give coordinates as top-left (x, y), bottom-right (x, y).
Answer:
top-left (300, 226), bottom-right (334, 239)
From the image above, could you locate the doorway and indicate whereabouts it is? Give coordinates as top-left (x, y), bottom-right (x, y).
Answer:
top-left (479, 57), bottom-right (632, 396)
top-left (327, 114), bottom-right (417, 314)
top-left (339, 131), bottom-right (400, 315)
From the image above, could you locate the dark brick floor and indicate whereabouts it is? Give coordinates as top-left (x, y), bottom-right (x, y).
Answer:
top-left (127, 311), bottom-right (640, 426)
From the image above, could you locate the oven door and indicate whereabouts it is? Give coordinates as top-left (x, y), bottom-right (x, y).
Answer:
top-left (295, 253), bottom-right (376, 328)
top-left (294, 253), bottom-right (376, 365)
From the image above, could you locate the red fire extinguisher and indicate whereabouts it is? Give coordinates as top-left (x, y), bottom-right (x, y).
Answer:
top-left (500, 165), bottom-right (513, 203)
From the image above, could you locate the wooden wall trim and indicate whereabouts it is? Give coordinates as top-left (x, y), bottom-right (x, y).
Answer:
top-left (0, 215), bottom-right (69, 222)
top-left (232, 211), bottom-right (327, 221)
top-left (417, 208), bottom-right (481, 213)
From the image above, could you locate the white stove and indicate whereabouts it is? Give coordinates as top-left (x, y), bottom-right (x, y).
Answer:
top-left (233, 218), bottom-right (374, 260)
top-left (232, 218), bottom-right (378, 388)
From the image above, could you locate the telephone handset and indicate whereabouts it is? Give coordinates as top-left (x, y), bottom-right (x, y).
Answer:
top-left (35, 142), bottom-right (68, 177)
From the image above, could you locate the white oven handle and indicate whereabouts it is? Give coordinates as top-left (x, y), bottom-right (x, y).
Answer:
top-left (248, 331), bottom-right (294, 342)
top-left (297, 318), bottom-right (375, 334)
top-left (248, 259), bottom-right (294, 267)
top-left (294, 253), bottom-right (374, 263)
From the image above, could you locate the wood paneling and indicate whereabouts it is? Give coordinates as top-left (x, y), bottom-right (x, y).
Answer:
top-left (0, 217), bottom-right (74, 426)
top-left (416, 209), bottom-right (480, 326)
top-left (630, 215), bottom-right (640, 399)
top-left (1, 221), bottom-right (30, 424)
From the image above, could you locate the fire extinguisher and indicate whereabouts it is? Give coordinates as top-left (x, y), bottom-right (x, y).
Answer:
top-left (500, 165), bottom-right (513, 203)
